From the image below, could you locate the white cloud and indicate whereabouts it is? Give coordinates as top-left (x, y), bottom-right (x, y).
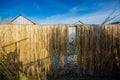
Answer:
top-left (30, 1), bottom-right (120, 24)
top-left (28, 0), bottom-right (120, 24)
top-left (70, 7), bottom-right (78, 13)
top-left (36, 9), bottom-right (119, 24)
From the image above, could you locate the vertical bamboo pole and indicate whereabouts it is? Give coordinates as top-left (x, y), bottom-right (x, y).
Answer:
top-left (89, 25), bottom-right (94, 75)
top-left (81, 25), bottom-right (84, 75)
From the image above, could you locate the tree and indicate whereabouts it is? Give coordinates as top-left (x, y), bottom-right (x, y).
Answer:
top-left (4, 18), bottom-right (13, 24)
top-left (102, 8), bottom-right (120, 24)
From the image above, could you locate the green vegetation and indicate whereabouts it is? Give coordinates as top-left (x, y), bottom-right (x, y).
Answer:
top-left (0, 53), bottom-right (15, 80)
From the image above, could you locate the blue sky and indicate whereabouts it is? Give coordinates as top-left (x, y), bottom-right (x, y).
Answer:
top-left (0, 0), bottom-right (120, 24)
